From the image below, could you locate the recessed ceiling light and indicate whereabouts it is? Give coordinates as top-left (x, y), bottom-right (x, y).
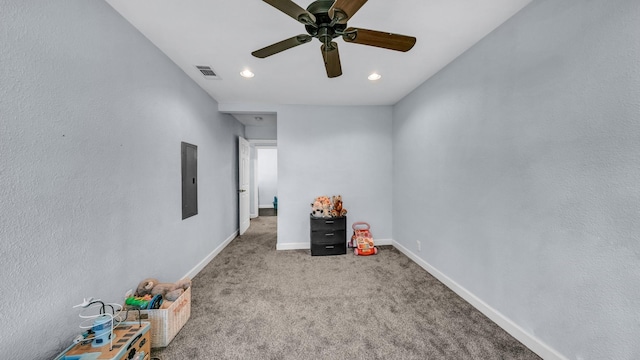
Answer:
top-left (368, 73), bottom-right (382, 81)
top-left (240, 69), bottom-right (254, 78)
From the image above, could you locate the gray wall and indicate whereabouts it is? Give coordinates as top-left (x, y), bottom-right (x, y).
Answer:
top-left (246, 125), bottom-right (277, 140)
top-left (277, 105), bottom-right (393, 248)
top-left (392, 0), bottom-right (640, 358)
top-left (0, 1), bottom-right (243, 359)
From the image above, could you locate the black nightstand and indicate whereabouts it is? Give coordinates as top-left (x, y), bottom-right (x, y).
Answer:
top-left (310, 216), bottom-right (347, 256)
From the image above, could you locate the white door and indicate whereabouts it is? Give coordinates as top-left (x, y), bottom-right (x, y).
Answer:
top-left (238, 136), bottom-right (251, 235)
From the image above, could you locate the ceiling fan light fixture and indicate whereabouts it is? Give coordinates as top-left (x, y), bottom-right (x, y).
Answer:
top-left (240, 69), bottom-right (255, 78)
top-left (368, 72), bottom-right (382, 81)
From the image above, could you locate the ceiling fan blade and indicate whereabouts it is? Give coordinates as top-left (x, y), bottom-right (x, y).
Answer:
top-left (343, 27), bottom-right (416, 52)
top-left (263, 0), bottom-right (316, 26)
top-left (321, 42), bottom-right (342, 78)
top-left (252, 34), bottom-right (313, 58)
top-left (328, 0), bottom-right (368, 24)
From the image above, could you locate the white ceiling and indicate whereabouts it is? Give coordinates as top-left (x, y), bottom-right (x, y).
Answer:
top-left (106, 0), bottom-right (533, 123)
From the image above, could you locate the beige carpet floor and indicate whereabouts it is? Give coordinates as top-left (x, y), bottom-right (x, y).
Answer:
top-left (152, 216), bottom-right (540, 360)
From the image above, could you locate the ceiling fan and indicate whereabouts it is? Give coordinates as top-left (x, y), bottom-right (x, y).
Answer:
top-left (252, 0), bottom-right (417, 78)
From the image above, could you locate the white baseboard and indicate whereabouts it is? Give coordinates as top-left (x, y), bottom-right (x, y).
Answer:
top-left (276, 242), bottom-right (309, 250)
top-left (391, 240), bottom-right (567, 360)
top-left (374, 238), bottom-right (393, 246)
top-left (259, 204), bottom-right (275, 209)
top-left (183, 230), bottom-right (239, 280)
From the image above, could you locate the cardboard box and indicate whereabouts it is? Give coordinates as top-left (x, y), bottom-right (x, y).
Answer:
top-left (130, 286), bottom-right (191, 348)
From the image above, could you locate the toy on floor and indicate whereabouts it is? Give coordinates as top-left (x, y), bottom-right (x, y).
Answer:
top-left (349, 221), bottom-right (370, 248)
top-left (351, 222), bottom-right (378, 256)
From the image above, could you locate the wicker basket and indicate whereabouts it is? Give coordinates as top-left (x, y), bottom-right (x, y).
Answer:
top-left (130, 286), bottom-right (191, 348)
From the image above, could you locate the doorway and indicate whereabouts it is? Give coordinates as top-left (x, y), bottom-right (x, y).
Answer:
top-left (257, 147), bottom-right (278, 216)
top-left (250, 140), bottom-right (278, 218)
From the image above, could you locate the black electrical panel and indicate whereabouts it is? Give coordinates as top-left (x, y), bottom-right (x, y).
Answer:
top-left (181, 142), bottom-right (198, 219)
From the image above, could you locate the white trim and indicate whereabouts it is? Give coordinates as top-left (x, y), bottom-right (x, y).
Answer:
top-left (391, 240), bottom-right (567, 360)
top-left (259, 204), bottom-right (276, 209)
top-left (373, 238), bottom-right (393, 246)
top-left (276, 242), bottom-right (309, 251)
top-left (249, 139), bottom-right (277, 148)
top-left (183, 230), bottom-right (238, 280)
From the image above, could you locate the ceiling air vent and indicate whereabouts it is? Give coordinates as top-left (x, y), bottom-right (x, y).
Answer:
top-left (195, 65), bottom-right (220, 79)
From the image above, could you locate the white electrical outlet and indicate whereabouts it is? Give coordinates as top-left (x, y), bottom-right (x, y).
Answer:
top-left (417, 240), bottom-right (421, 252)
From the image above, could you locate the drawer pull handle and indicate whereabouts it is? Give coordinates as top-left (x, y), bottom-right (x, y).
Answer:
top-left (325, 233), bottom-right (334, 236)
top-left (325, 221), bottom-right (334, 224)
top-left (326, 245), bottom-right (335, 249)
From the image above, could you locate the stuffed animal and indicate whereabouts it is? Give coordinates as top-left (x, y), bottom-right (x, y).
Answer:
top-left (311, 196), bottom-right (332, 218)
top-left (310, 199), bottom-right (324, 218)
top-left (135, 277), bottom-right (192, 302)
top-left (322, 202), bottom-right (331, 218)
top-left (330, 195), bottom-right (347, 217)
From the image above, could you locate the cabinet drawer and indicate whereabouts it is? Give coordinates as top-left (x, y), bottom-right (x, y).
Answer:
top-left (310, 217), bottom-right (346, 231)
top-left (311, 230), bottom-right (346, 245)
top-left (311, 241), bottom-right (346, 256)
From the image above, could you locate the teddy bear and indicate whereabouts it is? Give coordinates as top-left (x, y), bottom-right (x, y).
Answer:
top-left (330, 195), bottom-right (347, 217)
top-left (135, 277), bottom-right (192, 302)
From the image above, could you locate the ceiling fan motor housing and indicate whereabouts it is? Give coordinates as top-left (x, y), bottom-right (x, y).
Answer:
top-left (305, 0), bottom-right (346, 44)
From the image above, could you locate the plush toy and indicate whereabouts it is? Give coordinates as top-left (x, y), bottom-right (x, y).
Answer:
top-left (310, 199), bottom-right (324, 218)
top-left (135, 277), bottom-right (192, 302)
top-left (311, 196), bottom-right (332, 218)
top-left (330, 195), bottom-right (347, 217)
top-left (322, 202), bottom-right (331, 218)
